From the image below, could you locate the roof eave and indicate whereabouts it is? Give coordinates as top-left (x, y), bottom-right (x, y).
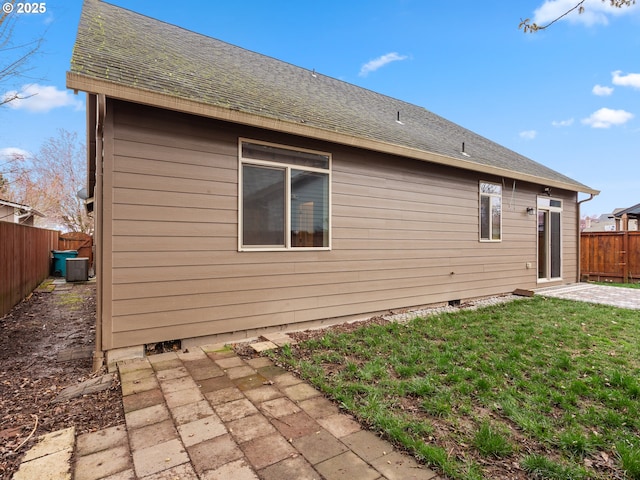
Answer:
top-left (614, 202), bottom-right (640, 217)
top-left (0, 198), bottom-right (45, 218)
top-left (67, 72), bottom-right (599, 196)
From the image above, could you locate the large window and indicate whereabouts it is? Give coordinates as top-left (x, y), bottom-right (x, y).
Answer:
top-left (240, 140), bottom-right (330, 250)
top-left (479, 182), bottom-right (502, 241)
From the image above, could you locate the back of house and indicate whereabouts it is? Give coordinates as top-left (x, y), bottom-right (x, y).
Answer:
top-left (67, 0), bottom-right (597, 365)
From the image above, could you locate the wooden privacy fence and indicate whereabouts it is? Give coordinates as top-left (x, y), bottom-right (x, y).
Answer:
top-left (59, 231), bottom-right (93, 269)
top-left (581, 231), bottom-right (640, 283)
top-left (0, 222), bottom-right (59, 317)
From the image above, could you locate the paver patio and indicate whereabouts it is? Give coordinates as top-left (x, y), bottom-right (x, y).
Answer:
top-left (70, 345), bottom-right (442, 479)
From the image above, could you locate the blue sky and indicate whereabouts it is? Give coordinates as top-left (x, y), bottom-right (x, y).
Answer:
top-left (1, 0), bottom-right (639, 216)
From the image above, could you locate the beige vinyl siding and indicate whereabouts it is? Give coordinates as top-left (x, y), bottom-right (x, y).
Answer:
top-left (561, 194), bottom-right (578, 279)
top-left (103, 100), bottom-right (576, 349)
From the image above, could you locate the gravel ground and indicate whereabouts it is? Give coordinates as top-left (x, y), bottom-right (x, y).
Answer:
top-left (382, 294), bottom-right (520, 323)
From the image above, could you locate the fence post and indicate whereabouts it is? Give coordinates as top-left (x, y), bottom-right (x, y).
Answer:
top-left (623, 230), bottom-right (629, 284)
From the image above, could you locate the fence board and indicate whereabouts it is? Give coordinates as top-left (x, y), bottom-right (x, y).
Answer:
top-left (0, 222), bottom-right (59, 317)
top-left (581, 231), bottom-right (640, 283)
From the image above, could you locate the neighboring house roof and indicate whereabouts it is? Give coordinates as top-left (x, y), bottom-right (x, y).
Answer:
top-left (583, 208), bottom-right (639, 232)
top-left (614, 202), bottom-right (640, 219)
top-left (0, 198), bottom-right (45, 218)
top-left (67, 0), bottom-right (598, 195)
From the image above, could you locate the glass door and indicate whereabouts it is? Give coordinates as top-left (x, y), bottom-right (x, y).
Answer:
top-left (537, 198), bottom-right (562, 281)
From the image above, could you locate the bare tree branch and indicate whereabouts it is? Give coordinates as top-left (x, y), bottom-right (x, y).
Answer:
top-left (0, 0), bottom-right (44, 105)
top-left (0, 88), bottom-right (37, 107)
top-left (3, 130), bottom-right (93, 233)
top-left (520, 0), bottom-right (636, 33)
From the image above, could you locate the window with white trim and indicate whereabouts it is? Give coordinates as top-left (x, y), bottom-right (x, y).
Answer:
top-left (239, 140), bottom-right (331, 250)
top-left (479, 182), bottom-right (502, 241)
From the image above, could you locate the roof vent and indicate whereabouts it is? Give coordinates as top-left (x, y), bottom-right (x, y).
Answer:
top-left (461, 142), bottom-right (470, 157)
top-left (396, 111), bottom-right (404, 125)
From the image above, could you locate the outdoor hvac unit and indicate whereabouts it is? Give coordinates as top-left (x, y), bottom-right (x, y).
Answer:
top-left (66, 257), bottom-right (89, 282)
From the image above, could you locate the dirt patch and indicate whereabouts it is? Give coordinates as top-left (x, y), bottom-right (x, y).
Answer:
top-left (288, 316), bottom-right (392, 343)
top-left (0, 280), bottom-right (123, 479)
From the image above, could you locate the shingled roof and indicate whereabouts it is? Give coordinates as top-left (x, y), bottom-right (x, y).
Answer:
top-left (67, 0), bottom-right (597, 194)
top-left (614, 203), bottom-right (640, 219)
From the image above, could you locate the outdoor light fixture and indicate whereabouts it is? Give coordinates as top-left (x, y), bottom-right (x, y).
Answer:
top-left (526, 207), bottom-right (535, 216)
top-left (543, 187), bottom-right (552, 196)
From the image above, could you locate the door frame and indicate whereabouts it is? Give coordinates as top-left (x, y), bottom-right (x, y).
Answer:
top-left (537, 196), bottom-right (563, 282)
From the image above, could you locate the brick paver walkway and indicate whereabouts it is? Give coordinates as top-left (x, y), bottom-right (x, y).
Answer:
top-left (73, 346), bottom-right (442, 480)
top-left (536, 283), bottom-right (640, 310)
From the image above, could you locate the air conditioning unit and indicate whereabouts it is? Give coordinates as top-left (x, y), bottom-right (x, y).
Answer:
top-left (66, 257), bottom-right (89, 282)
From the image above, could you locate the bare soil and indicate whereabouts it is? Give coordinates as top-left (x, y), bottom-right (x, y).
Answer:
top-left (0, 280), bottom-right (123, 479)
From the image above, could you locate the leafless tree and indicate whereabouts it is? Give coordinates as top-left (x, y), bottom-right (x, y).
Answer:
top-left (520, 0), bottom-right (636, 32)
top-left (0, 149), bottom-right (29, 197)
top-left (6, 129), bottom-right (92, 233)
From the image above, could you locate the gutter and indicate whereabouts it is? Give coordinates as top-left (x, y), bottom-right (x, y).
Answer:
top-left (577, 193), bottom-right (597, 283)
top-left (93, 94), bottom-right (106, 372)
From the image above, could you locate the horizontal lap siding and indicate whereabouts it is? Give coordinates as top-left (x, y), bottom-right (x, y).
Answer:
top-left (105, 101), bottom-right (574, 349)
top-left (562, 197), bottom-right (578, 278)
top-left (332, 152), bottom-right (539, 302)
top-left (108, 102), bottom-right (238, 348)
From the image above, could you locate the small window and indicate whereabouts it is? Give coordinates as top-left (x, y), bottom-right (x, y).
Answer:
top-left (479, 182), bottom-right (502, 241)
top-left (240, 140), bottom-right (330, 250)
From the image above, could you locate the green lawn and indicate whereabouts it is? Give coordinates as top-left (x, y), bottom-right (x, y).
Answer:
top-left (273, 296), bottom-right (640, 479)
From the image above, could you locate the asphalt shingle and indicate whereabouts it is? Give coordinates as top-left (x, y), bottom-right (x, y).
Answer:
top-left (69, 0), bottom-right (595, 193)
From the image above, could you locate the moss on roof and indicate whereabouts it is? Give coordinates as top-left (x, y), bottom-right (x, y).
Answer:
top-left (69, 0), bottom-right (595, 193)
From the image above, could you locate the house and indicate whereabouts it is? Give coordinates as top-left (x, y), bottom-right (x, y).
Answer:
top-left (583, 208), bottom-right (639, 232)
top-left (67, 1), bottom-right (599, 365)
top-left (0, 198), bottom-right (44, 226)
top-left (582, 213), bottom-right (616, 232)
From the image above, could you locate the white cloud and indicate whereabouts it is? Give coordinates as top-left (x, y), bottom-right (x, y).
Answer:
top-left (532, 0), bottom-right (639, 27)
top-left (2, 84), bottom-right (83, 113)
top-left (519, 130), bottom-right (538, 140)
top-left (0, 147), bottom-right (31, 162)
top-left (612, 70), bottom-right (640, 89)
top-left (552, 118), bottom-right (574, 127)
top-left (592, 84), bottom-right (613, 96)
top-left (359, 52), bottom-right (408, 77)
top-left (582, 108), bottom-right (634, 128)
